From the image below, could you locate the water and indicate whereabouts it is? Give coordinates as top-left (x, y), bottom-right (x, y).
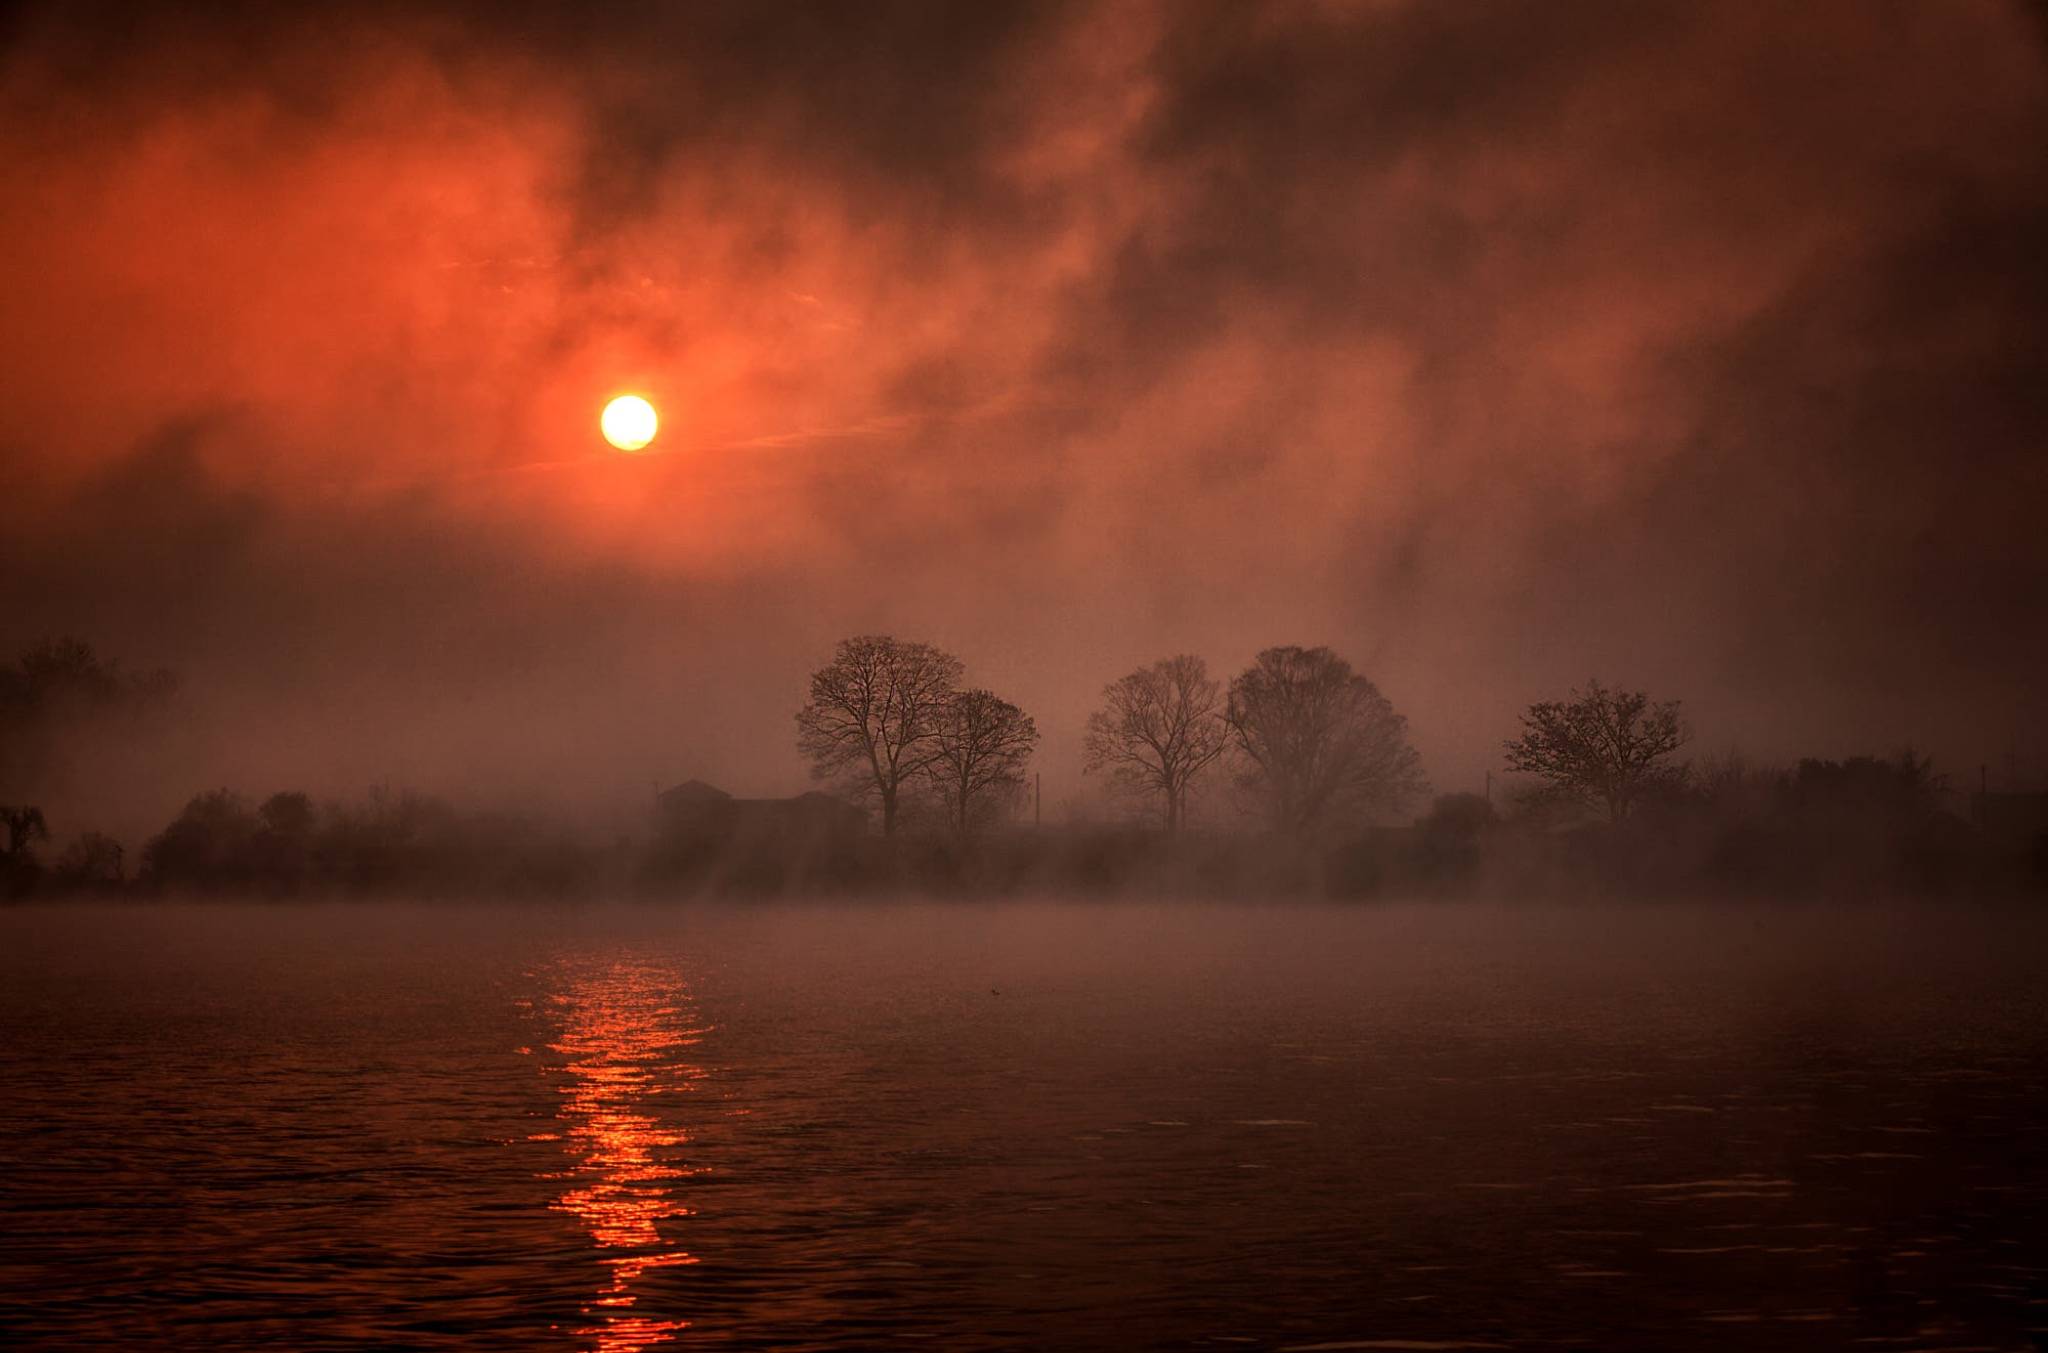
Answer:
top-left (1, 900), bottom-right (2044, 1351)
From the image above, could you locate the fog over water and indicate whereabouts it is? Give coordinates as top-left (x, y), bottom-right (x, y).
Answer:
top-left (3, 899), bottom-right (2043, 1350)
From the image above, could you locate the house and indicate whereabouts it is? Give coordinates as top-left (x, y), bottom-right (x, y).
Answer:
top-left (653, 779), bottom-right (868, 850)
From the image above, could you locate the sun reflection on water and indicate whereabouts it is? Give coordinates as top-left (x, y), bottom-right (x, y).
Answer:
top-left (538, 957), bottom-right (708, 1352)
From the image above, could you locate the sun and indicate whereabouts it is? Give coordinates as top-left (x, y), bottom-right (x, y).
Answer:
top-left (600, 394), bottom-right (658, 451)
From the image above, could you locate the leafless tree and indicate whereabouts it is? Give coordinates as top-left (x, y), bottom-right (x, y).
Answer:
top-left (1226, 645), bottom-right (1427, 837)
top-left (1, 637), bottom-right (176, 804)
top-left (924, 689), bottom-right (1038, 835)
top-left (1, 805), bottom-right (49, 860)
top-left (1082, 655), bottom-right (1227, 833)
top-left (54, 831), bottom-right (123, 885)
top-left (1503, 679), bottom-right (1689, 823)
top-left (796, 635), bottom-right (963, 836)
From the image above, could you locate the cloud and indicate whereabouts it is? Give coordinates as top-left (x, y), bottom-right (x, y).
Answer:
top-left (1, 0), bottom-right (2043, 835)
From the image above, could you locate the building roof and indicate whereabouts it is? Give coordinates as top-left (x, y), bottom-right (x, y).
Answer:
top-left (657, 779), bottom-right (733, 807)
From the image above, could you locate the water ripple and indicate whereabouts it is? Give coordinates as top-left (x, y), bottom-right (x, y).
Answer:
top-left (535, 955), bottom-right (708, 1352)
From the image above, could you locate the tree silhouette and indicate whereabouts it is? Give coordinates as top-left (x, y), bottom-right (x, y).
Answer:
top-left (1, 805), bottom-right (49, 860)
top-left (796, 635), bottom-right (963, 836)
top-left (924, 689), bottom-right (1038, 835)
top-left (141, 789), bottom-right (259, 886)
top-left (0, 637), bottom-right (176, 803)
top-left (1083, 655), bottom-right (1227, 834)
top-left (54, 831), bottom-right (123, 886)
top-left (1504, 679), bottom-right (1689, 823)
top-left (1226, 645), bottom-right (1427, 837)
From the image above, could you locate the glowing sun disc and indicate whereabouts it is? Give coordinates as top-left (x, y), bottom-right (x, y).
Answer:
top-left (601, 395), bottom-right (658, 451)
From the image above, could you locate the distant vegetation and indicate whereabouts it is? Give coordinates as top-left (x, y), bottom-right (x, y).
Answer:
top-left (1226, 645), bottom-right (1427, 838)
top-left (0, 636), bottom-right (175, 799)
top-left (794, 635), bottom-right (1037, 837)
top-left (137, 786), bottom-right (599, 897)
top-left (1503, 680), bottom-right (1688, 823)
top-left (2, 634), bottom-right (2043, 901)
top-left (1083, 654), bottom-right (1228, 835)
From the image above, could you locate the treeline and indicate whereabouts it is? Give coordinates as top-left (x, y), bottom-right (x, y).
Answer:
top-left (3, 638), bottom-right (178, 897)
top-left (633, 636), bottom-right (2041, 899)
top-left (6, 786), bottom-right (607, 900)
top-left (12, 760), bottom-right (2036, 901)
top-left (1334, 752), bottom-right (2041, 901)
top-left (3, 635), bottom-right (2044, 901)
top-left (793, 636), bottom-right (1425, 840)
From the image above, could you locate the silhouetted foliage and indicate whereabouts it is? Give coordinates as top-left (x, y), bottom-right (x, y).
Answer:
top-left (1504, 681), bottom-right (1689, 823)
top-left (1732, 751), bottom-right (1961, 895)
top-left (1082, 655), bottom-right (1227, 834)
top-left (1226, 646), bottom-right (1427, 838)
top-left (0, 638), bottom-right (176, 801)
top-left (251, 791), bottom-right (318, 890)
top-left (141, 790), bottom-right (261, 889)
top-left (312, 788), bottom-right (463, 892)
top-left (1, 804), bottom-right (49, 859)
top-left (138, 786), bottom-right (605, 897)
top-left (52, 832), bottom-right (124, 889)
top-left (1420, 792), bottom-right (1498, 839)
top-left (260, 791), bottom-right (317, 837)
top-left (154, 788), bottom-right (350, 895)
top-left (0, 621), bottom-right (2033, 905)
top-left (796, 635), bottom-right (963, 837)
top-left (1412, 791), bottom-right (1491, 864)
top-left (0, 803), bottom-right (50, 895)
top-left (923, 689), bottom-right (1038, 836)
top-left (1785, 751), bottom-right (1941, 822)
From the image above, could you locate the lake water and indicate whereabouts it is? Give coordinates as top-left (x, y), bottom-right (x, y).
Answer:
top-left (1, 900), bottom-right (2044, 1350)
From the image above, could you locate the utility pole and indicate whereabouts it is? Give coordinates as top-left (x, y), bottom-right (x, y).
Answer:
top-left (1034, 772), bottom-right (1042, 828)
top-left (1485, 769), bottom-right (1492, 807)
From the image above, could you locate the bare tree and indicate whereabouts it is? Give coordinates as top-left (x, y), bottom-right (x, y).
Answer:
top-left (1503, 679), bottom-right (1689, 823)
top-left (1, 637), bottom-right (176, 803)
top-left (1, 805), bottom-right (48, 860)
top-left (54, 831), bottom-right (123, 886)
top-left (924, 689), bottom-right (1038, 835)
top-left (1226, 645), bottom-right (1427, 837)
top-left (796, 635), bottom-right (963, 836)
top-left (1082, 655), bottom-right (1227, 833)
